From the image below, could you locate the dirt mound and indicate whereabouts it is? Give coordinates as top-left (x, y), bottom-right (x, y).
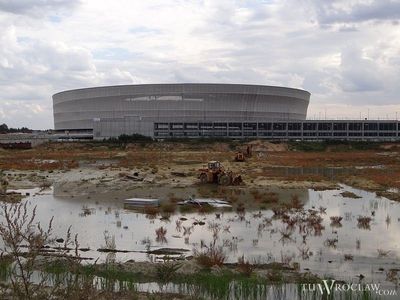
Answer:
top-left (248, 140), bottom-right (288, 152)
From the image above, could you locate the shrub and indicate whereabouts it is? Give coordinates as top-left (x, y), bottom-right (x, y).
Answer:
top-left (160, 202), bottom-right (177, 214)
top-left (194, 243), bottom-right (226, 268)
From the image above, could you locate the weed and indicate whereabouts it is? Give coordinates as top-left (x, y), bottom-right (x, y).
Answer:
top-left (155, 262), bottom-right (182, 282)
top-left (194, 242), bottom-right (226, 268)
top-left (288, 194), bottom-right (303, 209)
top-left (237, 255), bottom-right (255, 277)
top-left (324, 238), bottom-right (338, 249)
top-left (160, 201), bottom-right (177, 214)
top-left (357, 216), bottom-right (372, 230)
top-left (377, 249), bottom-right (391, 257)
top-left (330, 216), bottom-right (343, 227)
top-left (155, 227), bottom-right (167, 244)
top-left (144, 206), bottom-right (160, 217)
top-left (344, 254), bottom-right (354, 261)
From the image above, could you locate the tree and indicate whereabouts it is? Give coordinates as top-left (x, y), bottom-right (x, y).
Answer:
top-left (0, 124), bottom-right (8, 134)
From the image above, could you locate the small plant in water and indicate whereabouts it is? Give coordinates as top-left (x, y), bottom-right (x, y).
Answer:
top-left (324, 238), bottom-right (338, 249)
top-left (280, 251), bottom-right (294, 266)
top-left (103, 231), bottom-right (116, 250)
top-left (357, 216), bottom-right (372, 230)
top-left (344, 254), bottom-right (354, 261)
top-left (288, 194), bottom-right (303, 210)
top-left (330, 216), bottom-right (343, 227)
top-left (377, 249), bottom-right (391, 257)
top-left (298, 245), bottom-right (312, 260)
top-left (194, 241), bottom-right (226, 268)
top-left (279, 228), bottom-right (294, 244)
top-left (155, 226), bottom-right (167, 244)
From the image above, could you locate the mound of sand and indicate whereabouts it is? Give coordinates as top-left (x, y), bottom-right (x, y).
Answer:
top-left (247, 140), bottom-right (288, 152)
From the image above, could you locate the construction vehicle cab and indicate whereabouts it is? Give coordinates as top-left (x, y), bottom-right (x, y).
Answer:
top-left (208, 161), bottom-right (221, 170)
top-left (234, 152), bottom-right (245, 162)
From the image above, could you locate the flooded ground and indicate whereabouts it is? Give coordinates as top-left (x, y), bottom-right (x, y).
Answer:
top-left (10, 183), bottom-right (400, 291)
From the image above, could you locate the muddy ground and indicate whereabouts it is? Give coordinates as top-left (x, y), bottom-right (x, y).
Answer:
top-left (1, 140), bottom-right (400, 299)
top-left (1, 140), bottom-right (399, 199)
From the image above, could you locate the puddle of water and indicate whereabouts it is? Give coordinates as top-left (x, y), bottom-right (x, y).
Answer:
top-left (263, 165), bottom-right (385, 180)
top-left (2, 184), bottom-right (400, 289)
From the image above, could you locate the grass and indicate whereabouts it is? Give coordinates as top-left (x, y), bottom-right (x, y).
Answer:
top-left (24, 259), bottom-right (381, 300)
top-left (0, 255), bottom-right (12, 281)
top-left (237, 255), bottom-right (255, 277)
top-left (288, 140), bottom-right (383, 152)
top-left (194, 243), bottom-right (226, 268)
top-left (155, 262), bottom-right (182, 282)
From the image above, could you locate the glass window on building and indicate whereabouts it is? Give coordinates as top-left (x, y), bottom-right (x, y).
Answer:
top-left (349, 132), bottom-right (362, 136)
top-left (318, 123), bottom-right (332, 131)
top-left (228, 122), bottom-right (242, 130)
top-left (170, 123), bottom-right (184, 130)
top-left (333, 132), bottom-right (347, 136)
top-left (364, 123), bottom-right (378, 131)
top-left (333, 123), bottom-right (347, 131)
top-left (273, 123), bottom-right (286, 130)
top-left (213, 122), bottom-right (227, 129)
top-left (288, 132), bottom-right (301, 136)
top-left (348, 123), bottom-right (362, 131)
top-left (229, 131), bottom-right (242, 136)
top-left (379, 123), bottom-right (396, 131)
top-left (259, 132), bottom-right (272, 136)
top-left (258, 123), bottom-right (272, 130)
top-left (199, 122), bottom-right (212, 129)
top-left (288, 123), bottom-right (301, 131)
top-left (303, 123), bottom-right (316, 130)
top-left (155, 123), bottom-right (169, 130)
top-left (243, 132), bottom-right (257, 136)
top-left (243, 122), bottom-right (257, 130)
top-left (184, 123), bottom-right (199, 130)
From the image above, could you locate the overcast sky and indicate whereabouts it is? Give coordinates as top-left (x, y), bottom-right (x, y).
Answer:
top-left (1, 0), bottom-right (400, 129)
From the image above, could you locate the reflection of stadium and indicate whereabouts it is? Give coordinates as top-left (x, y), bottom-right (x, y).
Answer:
top-left (53, 83), bottom-right (400, 140)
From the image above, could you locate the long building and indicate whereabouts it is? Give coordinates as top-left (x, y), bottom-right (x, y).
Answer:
top-left (52, 83), bottom-right (400, 140)
top-left (53, 83), bottom-right (310, 138)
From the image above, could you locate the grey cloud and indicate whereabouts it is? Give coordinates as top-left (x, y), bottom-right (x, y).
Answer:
top-left (0, 0), bottom-right (81, 17)
top-left (312, 0), bottom-right (400, 25)
top-left (339, 47), bottom-right (384, 93)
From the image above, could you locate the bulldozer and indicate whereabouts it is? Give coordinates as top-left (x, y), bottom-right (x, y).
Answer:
top-left (234, 145), bottom-right (252, 162)
top-left (198, 161), bottom-right (243, 186)
top-left (234, 151), bottom-right (245, 162)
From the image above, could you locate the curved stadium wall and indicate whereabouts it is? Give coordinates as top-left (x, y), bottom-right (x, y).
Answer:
top-left (53, 83), bottom-right (310, 138)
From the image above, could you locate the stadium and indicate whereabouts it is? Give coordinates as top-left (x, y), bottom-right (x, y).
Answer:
top-left (53, 83), bottom-right (400, 140)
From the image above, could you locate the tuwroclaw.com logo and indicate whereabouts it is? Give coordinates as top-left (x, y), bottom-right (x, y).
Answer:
top-left (301, 280), bottom-right (398, 297)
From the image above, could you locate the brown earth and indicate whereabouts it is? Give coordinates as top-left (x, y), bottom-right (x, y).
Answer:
top-left (0, 140), bottom-right (399, 200)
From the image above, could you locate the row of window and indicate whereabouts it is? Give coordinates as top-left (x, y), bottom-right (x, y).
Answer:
top-left (155, 122), bottom-right (400, 131)
top-left (154, 131), bottom-right (399, 137)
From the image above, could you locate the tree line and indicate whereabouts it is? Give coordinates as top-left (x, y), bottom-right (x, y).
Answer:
top-left (0, 123), bottom-right (32, 134)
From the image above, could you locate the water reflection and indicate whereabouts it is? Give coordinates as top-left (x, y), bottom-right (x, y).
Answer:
top-left (5, 184), bottom-right (400, 287)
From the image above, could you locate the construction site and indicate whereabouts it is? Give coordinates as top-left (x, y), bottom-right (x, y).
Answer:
top-left (0, 138), bottom-right (399, 299)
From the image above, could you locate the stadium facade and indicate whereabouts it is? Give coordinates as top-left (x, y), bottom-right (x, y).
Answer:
top-left (53, 83), bottom-right (400, 140)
